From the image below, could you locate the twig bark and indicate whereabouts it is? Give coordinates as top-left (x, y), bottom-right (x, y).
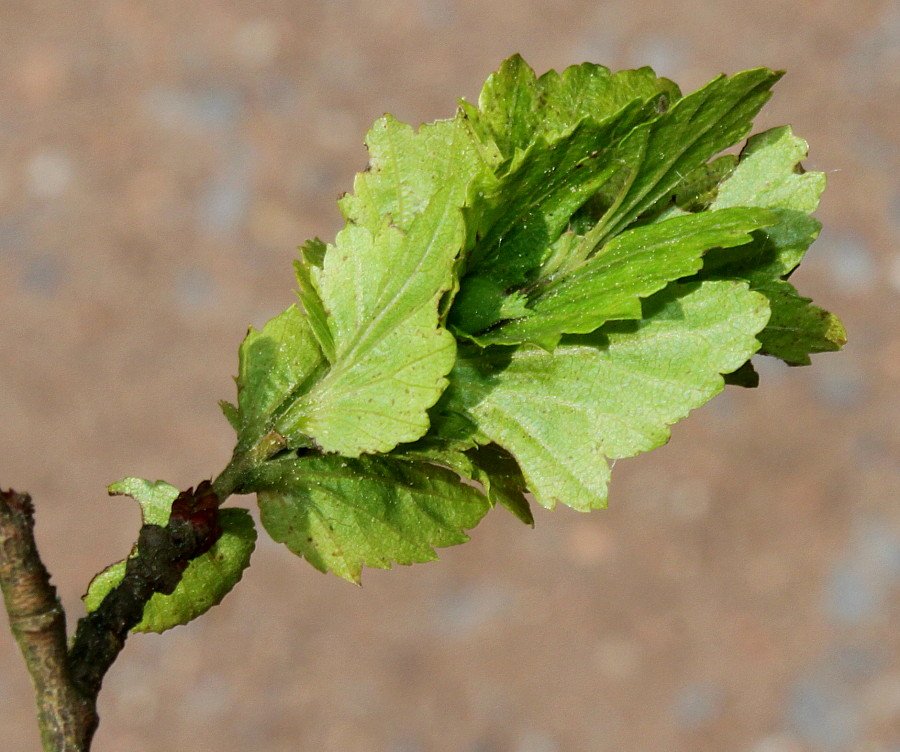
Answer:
top-left (1, 482), bottom-right (221, 751)
top-left (0, 489), bottom-right (96, 750)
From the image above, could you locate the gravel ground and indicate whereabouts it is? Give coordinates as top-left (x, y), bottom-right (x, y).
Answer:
top-left (1, 2), bottom-right (898, 750)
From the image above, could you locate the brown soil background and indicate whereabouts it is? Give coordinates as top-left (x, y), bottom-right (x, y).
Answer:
top-left (1, 2), bottom-right (898, 750)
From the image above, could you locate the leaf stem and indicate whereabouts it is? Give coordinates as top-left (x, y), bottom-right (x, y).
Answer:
top-left (212, 430), bottom-right (287, 501)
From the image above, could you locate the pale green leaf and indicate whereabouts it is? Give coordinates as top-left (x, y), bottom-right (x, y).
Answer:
top-left (699, 125), bottom-right (844, 364)
top-left (255, 453), bottom-right (491, 583)
top-left (708, 126), bottom-right (827, 278)
top-left (440, 280), bottom-right (770, 511)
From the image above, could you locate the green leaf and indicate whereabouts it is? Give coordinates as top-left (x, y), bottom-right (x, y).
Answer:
top-left (468, 207), bottom-right (776, 348)
top-left (596, 68), bottom-right (783, 242)
top-left (698, 125), bottom-right (844, 364)
top-left (397, 441), bottom-right (534, 525)
top-left (255, 453), bottom-right (492, 583)
top-left (663, 154), bottom-right (739, 214)
top-left (467, 444), bottom-right (534, 525)
top-left (752, 278), bottom-right (847, 365)
top-left (709, 126), bottom-right (827, 278)
top-left (723, 360), bottom-right (760, 388)
top-left (449, 67), bottom-right (781, 346)
top-left (340, 114), bottom-right (498, 233)
top-left (294, 241), bottom-right (335, 363)
top-left (713, 126), bottom-right (826, 215)
top-left (218, 400), bottom-right (240, 431)
top-left (454, 104), bottom-right (656, 296)
top-left (234, 305), bottom-right (326, 452)
top-left (243, 113), bottom-right (500, 458)
top-left (107, 477), bottom-right (181, 526)
top-left (220, 57), bottom-right (843, 559)
top-left (85, 480), bottom-right (257, 633)
top-left (439, 280), bottom-right (770, 511)
top-left (463, 54), bottom-right (678, 158)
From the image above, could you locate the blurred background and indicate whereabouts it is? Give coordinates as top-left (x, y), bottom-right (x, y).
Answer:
top-left (0, 1), bottom-right (897, 750)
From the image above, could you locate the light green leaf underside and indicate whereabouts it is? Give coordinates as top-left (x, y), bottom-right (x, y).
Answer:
top-left (269, 111), bottom-right (502, 456)
top-left (473, 206), bottom-right (776, 348)
top-left (277, 196), bottom-right (461, 455)
top-left (441, 280), bottom-right (770, 511)
top-left (86, 479), bottom-right (257, 633)
top-left (255, 453), bottom-right (492, 583)
top-left (699, 125), bottom-right (844, 364)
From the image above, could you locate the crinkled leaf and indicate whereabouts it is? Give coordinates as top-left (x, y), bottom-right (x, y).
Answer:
top-left (233, 117), bottom-right (493, 458)
top-left (450, 68), bottom-right (781, 344)
top-left (455, 105), bottom-right (656, 298)
top-left (439, 280), bottom-right (770, 511)
top-left (462, 54), bottom-right (678, 158)
top-left (698, 125), bottom-right (844, 364)
top-left (255, 453), bottom-right (492, 583)
top-left (294, 243), bottom-right (335, 362)
top-left (752, 278), bottom-right (847, 365)
top-left (85, 480), bottom-right (256, 633)
top-left (469, 207), bottom-right (776, 348)
top-left (220, 58), bottom-right (842, 553)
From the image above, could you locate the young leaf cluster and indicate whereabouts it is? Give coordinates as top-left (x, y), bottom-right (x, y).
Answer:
top-left (88, 56), bottom-right (844, 621)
